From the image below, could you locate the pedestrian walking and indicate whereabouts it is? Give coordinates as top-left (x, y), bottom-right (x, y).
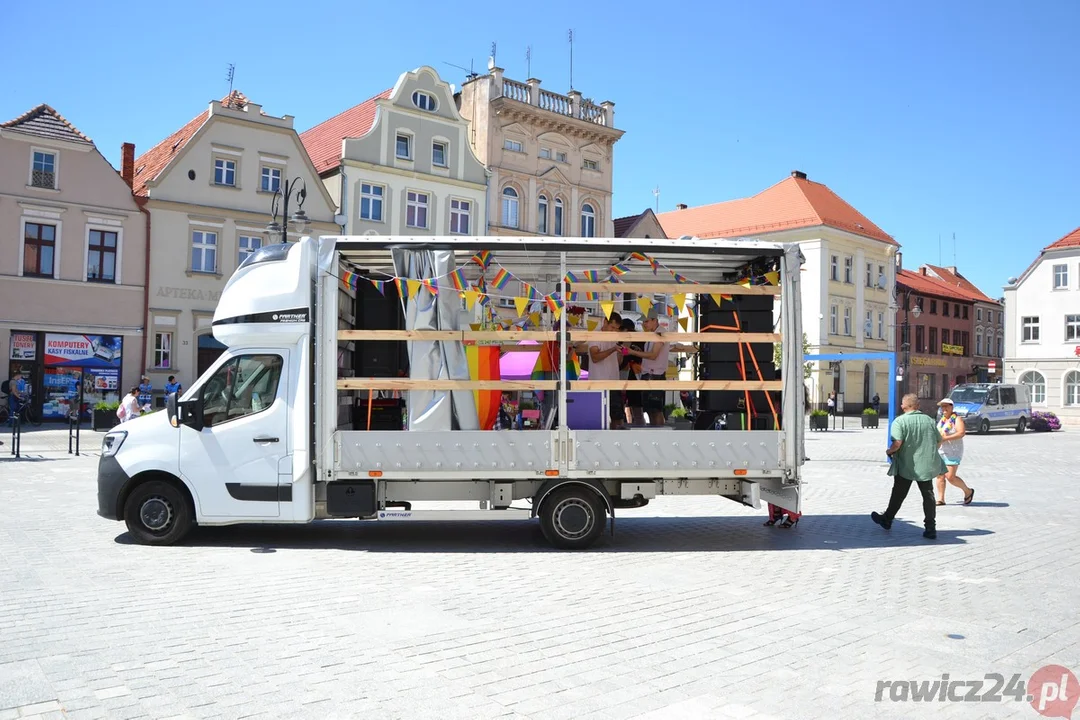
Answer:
top-left (872, 393), bottom-right (881, 413)
top-left (827, 391), bottom-right (836, 415)
top-left (934, 398), bottom-right (974, 506)
top-left (872, 393), bottom-right (946, 539)
top-left (117, 387), bottom-right (143, 424)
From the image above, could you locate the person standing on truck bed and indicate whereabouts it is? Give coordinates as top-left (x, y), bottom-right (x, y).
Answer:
top-left (619, 316), bottom-right (645, 426)
top-left (588, 311), bottom-right (626, 429)
top-left (873, 393), bottom-right (946, 539)
top-left (625, 309), bottom-right (698, 425)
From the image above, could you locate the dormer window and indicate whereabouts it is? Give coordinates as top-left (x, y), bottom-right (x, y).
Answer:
top-left (31, 150), bottom-right (57, 189)
top-left (583, 158), bottom-right (600, 171)
top-left (412, 91), bottom-right (437, 112)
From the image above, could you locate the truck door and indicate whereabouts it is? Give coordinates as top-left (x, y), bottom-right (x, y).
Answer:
top-left (179, 351), bottom-right (289, 518)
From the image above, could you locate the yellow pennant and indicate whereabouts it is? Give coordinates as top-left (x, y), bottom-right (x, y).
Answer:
top-left (738, 277), bottom-right (751, 288)
top-left (710, 293), bottom-right (724, 308)
top-left (406, 279), bottom-right (422, 298)
top-left (672, 293), bottom-right (686, 313)
top-left (529, 312), bottom-right (542, 327)
top-left (513, 296), bottom-right (530, 317)
top-left (764, 270), bottom-right (780, 286)
top-left (587, 319), bottom-right (599, 331)
top-left (600, 300), bottom-right (615, 320)
top-left (637, 297), bottom-right (653, 316)
top-left (678, 317), bottom-right (689, 331)
top-left (463, 289), bottom-right (480, 310)
top-left (551, 305), bottom-right (563, 322)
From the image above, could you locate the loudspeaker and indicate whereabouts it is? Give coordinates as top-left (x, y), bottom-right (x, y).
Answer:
top-left (354, 275), bottom-right (408, 378)
top-left (354, 399), bottom-right (405, 431)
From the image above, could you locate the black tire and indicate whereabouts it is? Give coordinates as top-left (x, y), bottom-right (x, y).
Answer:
top-left (979, 419), bottom-right (990, 435)
top-left (1016, 417), bottom-right (1027, 433)
top-left (22, 404), bottom-right (42, 427)
top-left (123, 480), bottom-right (193, 546)
top-left (538, 486), bottom-right (606, 550)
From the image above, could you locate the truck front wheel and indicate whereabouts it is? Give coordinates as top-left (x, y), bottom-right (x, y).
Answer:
top-left (539, 487), bottom-right (605, 550)
top-left (123, 480), bottom-right (193, 546)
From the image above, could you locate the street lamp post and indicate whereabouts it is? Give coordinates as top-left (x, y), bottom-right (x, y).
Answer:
top-left (898, 291), bottom-right (922, 397)
top-left (266, 177), bottom-right (312, 244)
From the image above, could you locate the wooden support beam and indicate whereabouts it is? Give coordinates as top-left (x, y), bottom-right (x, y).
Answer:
top-left (463, 331), bottom-right (557, 341)
top-left (570, 331), bottom-right (781, 343)
top-left (572, 380), bottom-right (783, 391)
top-left (338, 330), bottom-right (459, 341)
top-left (567, 282), bottom-right (781, 295)
top-left (337, 379), bottom-right (558, 391)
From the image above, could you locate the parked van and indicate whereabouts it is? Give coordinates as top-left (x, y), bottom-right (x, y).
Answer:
top-left (946, 383), bottom-right (1031, 434)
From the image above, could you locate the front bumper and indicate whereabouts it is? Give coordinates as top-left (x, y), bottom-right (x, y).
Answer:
top-left (97, 455), bottom-right (132, 520)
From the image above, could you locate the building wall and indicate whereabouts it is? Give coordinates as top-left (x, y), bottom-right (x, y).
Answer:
top-left (1004, 247), bottom-right (1080, 423)
top-left (894, 289), bottom-right (975, 401)
top-left (456, 67), bottom-right (622, 238)
top-left (0, 128), bottom-right (146, 403)
top-left (972, 300), bottom-right (1004, 381)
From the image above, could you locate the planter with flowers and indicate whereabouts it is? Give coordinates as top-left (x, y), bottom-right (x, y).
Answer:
top-left (1029, 411), bottom-right (1061, 432)
top-left (861, 407), bottom-right (879, 429)
top-left (809, 409), bottom-right (829, 431)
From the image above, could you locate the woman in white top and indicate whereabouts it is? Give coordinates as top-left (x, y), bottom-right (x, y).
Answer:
top-left (117, 387), bottom-right (142, 423)
top-left (934, 398), bottom-right (974, 505)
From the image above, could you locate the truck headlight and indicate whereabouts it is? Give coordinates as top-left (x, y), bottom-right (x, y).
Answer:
top-left (101, 431), bottom-right (127, 457)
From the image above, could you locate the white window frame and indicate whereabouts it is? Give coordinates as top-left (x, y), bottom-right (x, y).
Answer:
top-left (502, 186), bottom-right (520, 230)
top-left (260, 165), bottom-right (282, 193)
top-left (844, 256), bottom-right (853, 284)
top-left (1020, 370), bottom-right (1047, 405)
top-left (555, 150), bottom-right (567, 163)
top-left (395, 133), bottom-right (413, 161)
top-left (411, 91), bottom-right (437, 111)
top-left (449, 198), bottom-right (471, 235)
top-left (553, 197), bottom-right (564, 236)
top-left (843, 306), bottom-right (852, 335)
top-left (29, 147), bottom-right (59, 190)
top-left (1066, 314), bottom-right (1080, 342)
top-left (1064, 370), bottom-right (1080, 407)
top-left (537, 195), bottom-right (548, 234)
top-left (977, 307), bottom-right (983, 322)
top-left (1021, 316), bottom-right (1040, 343)
top-left (830, 255), bottom-right (838, 281)
top-left (153, 332), bottom-right (173, 370)
top-left (19, 216), bottom-right (62, 279)
top-left (877, 312), bottom-right (884, 339)
top-left (864, 310), bottom-right (873, 338)
top-left (359, 183), bottom-right (385, 222)
top-left (988, 310), bottom-right (994, 324)
top-left (865, 262), bottom-right (873, 288)
top-left (581, 203), bottom-right (596, 238)
top-left (975, 328), bottom-right (983, 356)
top-left (405, 190), bottom-right (429, 229)
top-left (1053, 264), bottom-right (1068, 289)
top-left (190, 229), bottom-right (218, 274)
top-left (830, 305), bottom-right (838, 335)
top-left (84, 223), bottom-right (123, 284)
top-left (504, 138), bottom-right (524, 153)
top-left (238, 235), bottom-right (263, 265)
top-left (877, 265), bottom-right (885, 288)
top-left (213, 157), bottom-right (237, 187)
top-left (996, 333), bottom-right (1003, 358)
top-left (432, 140), bottom-right (448, 168)
top-left (539, 147), bottom-right (551, 160)
top-left (583, 158), bottom-right (600, 171)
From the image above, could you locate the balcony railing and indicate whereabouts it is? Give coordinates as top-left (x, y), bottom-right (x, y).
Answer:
top-left (490, 68), bottom-right (616, 129)
top-left (502, 78), bottom-right (530, 104)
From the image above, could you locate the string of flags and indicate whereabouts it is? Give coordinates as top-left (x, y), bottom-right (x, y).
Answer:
top-left (338, 251), bottom-right (780, 324)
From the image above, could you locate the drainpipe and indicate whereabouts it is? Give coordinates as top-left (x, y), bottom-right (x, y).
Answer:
top-left (136, 196), bottom-right (151, 376)
top-left (484, 168), bottom-right (492, 234)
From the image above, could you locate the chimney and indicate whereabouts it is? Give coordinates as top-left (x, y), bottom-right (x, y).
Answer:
top-left (121, 142), bottom-right (135, 188)
top-left (791, 170), bottom-right (807, 180)
top-left (675, 203), bottom-right (688, 210)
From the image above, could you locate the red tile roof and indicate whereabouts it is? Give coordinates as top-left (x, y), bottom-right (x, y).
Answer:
top-left (897, 269), bottom-right (973, 302)
top-left (921, 264), bottom-right (998, 304)
top-left (131, 91), bottom-right (249, 197)
top-left (299, 89), bottom-right (392, 175)
top-left (656, 174), bottom-right (896, 246)
top-left (1, 104), bottom-right (93, 144)
top-left (1044, 226), bottom-right (1080, 251)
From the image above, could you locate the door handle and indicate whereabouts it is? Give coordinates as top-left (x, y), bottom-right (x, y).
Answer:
top-left (253, 437), bottom-right (279, 443)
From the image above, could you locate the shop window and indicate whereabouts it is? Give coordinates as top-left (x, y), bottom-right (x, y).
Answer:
top-left (154, 332), bottom-right (173, 369)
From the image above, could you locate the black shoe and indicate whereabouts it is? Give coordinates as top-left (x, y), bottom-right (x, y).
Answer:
top-left (923, 529), bottom-right (937, 539)
top-left (871, 512), bottom-right (892, 530)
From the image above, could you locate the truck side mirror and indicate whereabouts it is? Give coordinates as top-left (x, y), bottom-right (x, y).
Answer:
top-left (166, 393), bottom-right (180, 428)
top-left (169, 393), bottom-right (205, 432)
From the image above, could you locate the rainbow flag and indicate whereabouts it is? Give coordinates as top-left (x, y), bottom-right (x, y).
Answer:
top-left (631, 252), bottom-right (649, 262)
top-left (422, 278), bottom-right (439, 295)
top-left (563, 271), bottom-right (579, 285)
top-left (471, 250), bottom-right (492, 269)
top-left (449, 268), bottom-right (467, 291)
top-left (491, 268), bottom-right (512, 289)
top-left (370, 279), bottom-right (385, 295)
top-left (394, 278), bottom-right (407, 297)
top-left (545, 293), bottom-right (564, 314)
top-left (342, 270), bottom-right (355, 288)
top-left (521, 282), bottom-right (540, 300)
top-left (610, 262), bottom-right (629, 276)
top-left (582, 269), bottom-right (599, 282)
top-left (466, 345), bottom-right (500, 430)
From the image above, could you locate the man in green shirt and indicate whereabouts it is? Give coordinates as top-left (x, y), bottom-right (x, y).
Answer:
top-left (872, 393), bottom-right (946, 539)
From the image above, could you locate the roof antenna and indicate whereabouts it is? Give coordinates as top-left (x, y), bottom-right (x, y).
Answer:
top-left (938, 233), bottom-right (941, 265)
top-left (952, 231), bottom-right (956, 267)
top-left (526, 45), bottom-right (532, 78)
top-left (568, 29), bottom-right (575, 90)
top-left (444, 61), bottom-right (478, 81)
top-left (653, 186), bottom-right (660, 214)
top-left (490, 41), bottom-right (497, 66)
top-left (226, 63), bottom-right (235, 100)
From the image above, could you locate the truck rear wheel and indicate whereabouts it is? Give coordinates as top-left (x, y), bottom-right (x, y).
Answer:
top-left (539, 487), bottom-right (605, 550)
top-left (124, 480), bottom-right (193, 546)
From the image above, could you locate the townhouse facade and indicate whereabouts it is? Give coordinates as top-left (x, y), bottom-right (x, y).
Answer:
top-left (922, 263), bottom-right (1004, 383)
top-left (1003, 226), bottom-right (1080, 424)
top-left (301, 66), bottom-right (488, 237)
top-left (129, 92), bottom-right (337, 399)
top-left (1, 105), bottom-right (146, 421)
top-left (657, 171), bottom-right (898, 413)
top-left (895, 268), bottom-right (976, 400)
top-left (456, 60), bottom-right (624, 238)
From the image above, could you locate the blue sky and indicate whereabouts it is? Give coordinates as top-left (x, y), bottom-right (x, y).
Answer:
top-left (5, 0), bottom-right (1078, 296)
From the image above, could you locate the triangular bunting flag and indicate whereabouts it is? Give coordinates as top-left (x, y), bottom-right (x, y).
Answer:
top-left (678, 317), bottom-right (689, 331)
top-left (550, 305), bottom-right (563, 322)
top-left (600, 300), bottom-right (615, 320)
top-left (637, 297), bottom-right (653, 316)
top-left (672, 293), bottom-right (686, 313)
top-left (422, 278), bottom-right (438, 295)
top-left (406, 279), bottom-right (422, 298)
top-left (528, 312), bottom-right (542, 328)
top-left (464, 289), bottom-right (480, 310)
top-left (764, 270), bottom-right (780, 286)
top-left (710, 293), bottom-right (724, 308)
top-left (394, 278), bottom-right (407, 297)
top-left (370, 279), bottom-right (386, 296)
top-left (513, 296), bottom-right (529, 317)
top-left (738, 277), bottom-right (751, 288)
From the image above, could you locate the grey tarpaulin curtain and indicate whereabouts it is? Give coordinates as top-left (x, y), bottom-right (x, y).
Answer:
top-left (392, 248), bottom-right (479, 431)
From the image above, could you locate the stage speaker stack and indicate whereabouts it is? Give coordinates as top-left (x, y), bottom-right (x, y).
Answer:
top-left (351, 274), bottom-right (409, 431)
top-left (697, 293), bottom-right (782, 429)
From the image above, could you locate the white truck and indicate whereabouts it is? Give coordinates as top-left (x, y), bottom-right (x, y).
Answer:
top-left (97, 235), bottom-right (806, 549)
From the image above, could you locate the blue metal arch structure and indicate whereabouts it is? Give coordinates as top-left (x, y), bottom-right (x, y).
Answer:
top-left (803, 351), bottom-right (898, 443)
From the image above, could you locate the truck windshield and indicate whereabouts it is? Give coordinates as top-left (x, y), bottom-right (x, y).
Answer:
top-left (949, 387), bottom-right (988, 404)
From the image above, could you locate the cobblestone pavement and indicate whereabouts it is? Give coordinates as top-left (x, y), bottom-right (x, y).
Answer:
top-left (1, 422), bottom-right (1078, 719)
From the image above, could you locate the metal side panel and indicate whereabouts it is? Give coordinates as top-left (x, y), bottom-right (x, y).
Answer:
top-left (572, 430), bottom-right (783, 474)
top-left (336, 431), bottom-right (555, 476)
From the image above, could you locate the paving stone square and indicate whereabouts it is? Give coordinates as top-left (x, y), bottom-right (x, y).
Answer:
top-left (1, 422), bottom-right (1077, 718)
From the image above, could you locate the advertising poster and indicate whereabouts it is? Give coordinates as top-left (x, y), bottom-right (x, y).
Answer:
top-left (9, 333), bottom-right (37, 361)
top-left (42, 368), bottom-right (82, 420)
top-left (44, 334), bottom-right (123, 368)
